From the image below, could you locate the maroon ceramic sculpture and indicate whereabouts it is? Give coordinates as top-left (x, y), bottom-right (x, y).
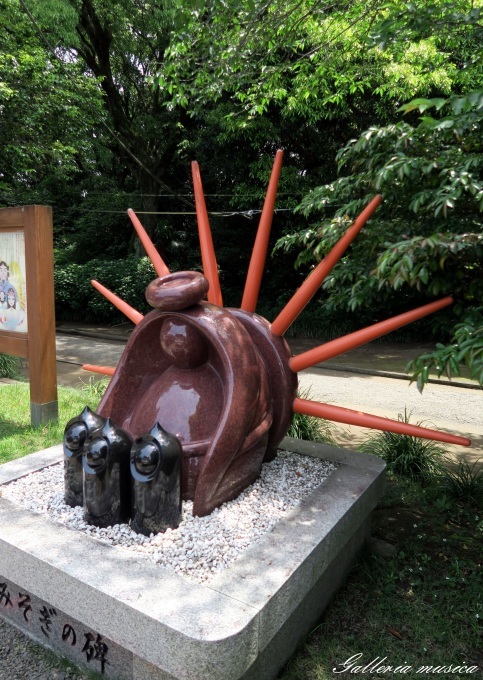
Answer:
top-left (84, 151), bottom-right (471, 519)
top-left (97, 271), bottom-right (296, 516)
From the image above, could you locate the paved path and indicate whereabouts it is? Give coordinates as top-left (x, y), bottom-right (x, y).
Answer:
top-left (298, 368), bottom-right (482, 466)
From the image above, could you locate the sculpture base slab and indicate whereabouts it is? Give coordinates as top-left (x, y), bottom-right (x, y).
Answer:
top-left (0, 438), bottom-right (385, 680)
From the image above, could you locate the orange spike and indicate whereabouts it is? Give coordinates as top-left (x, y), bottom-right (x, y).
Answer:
top-left (241, 149), bottom-right (284, 312)
top-left (293, 398), bottom-right (471, 447)
top-left (82, 364), bottom-right (116, 376)
top-left (91, 280), bottom-right (144, 325)
top-left (191, 161), bottom-right (223, 306)
top-left (270, 195), bottom-right (382, 336)
top-left (290, 297), bottom-right (453, 373)
top-left (127, 209), bottom-right (170, 277)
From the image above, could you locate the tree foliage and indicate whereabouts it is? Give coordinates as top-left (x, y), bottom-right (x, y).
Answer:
top-left (278, 88), bottom-right (482, 385)
top-left (19, 0), bottom-right (195, 242)
top-left (158, 0), bottom-right (474, 127)
top-left (0, 0), bottom-right (103, 202)
top-left (1, 0), bottom-right (481, 370)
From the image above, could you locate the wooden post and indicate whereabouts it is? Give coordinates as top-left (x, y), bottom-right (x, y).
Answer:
top-left (0, 205), bottom-right (58, 426)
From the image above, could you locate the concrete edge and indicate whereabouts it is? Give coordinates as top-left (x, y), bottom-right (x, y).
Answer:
top-left (0, 497), bottom-right (260, 678)
top-left (56, 327), bottom-right (131, 343)
top-left (209, 440), bottom-right (385, 647)
top-left (0, 444), bottom-right (63, 484)
top-left (279, 435), bottom-right (386, 472)
top-left (53, 326), bottom-right (481, 389)
top-left (308, 362), bottom-right (481, 390)
top-left (0, 440), bottom-right (386, 679)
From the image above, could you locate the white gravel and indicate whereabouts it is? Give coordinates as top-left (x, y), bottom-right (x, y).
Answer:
top-left (0, 451), bottom-right (336, 584)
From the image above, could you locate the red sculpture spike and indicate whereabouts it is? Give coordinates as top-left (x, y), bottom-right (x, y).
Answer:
top-left (82, 364), bottom-right (116, 376)
top-left (270, 195), bottom-right (382, 336)
top-left (241, 150), bottom-right (284, 312)
top-left (191, 161), bottom-right (223, 306)
top-left (75, 154), bottom-right (470, 522)
top-left (127, 209), bottom-right (170, 278)
top-left (290, 297), bottom-right (453, 373)
top-left (91, 280), bottom-right (144, 325)
top-left (293, 398), bottom-right (471, 447)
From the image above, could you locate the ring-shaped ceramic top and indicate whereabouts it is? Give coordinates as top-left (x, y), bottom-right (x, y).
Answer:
top-left (146, 271), bottom-right (209, 311)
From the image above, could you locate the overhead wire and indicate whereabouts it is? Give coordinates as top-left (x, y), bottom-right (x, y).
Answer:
top-left (81, 192), bottom-right (305, 197)
top-left (59, 208), bottom-right (295, 219)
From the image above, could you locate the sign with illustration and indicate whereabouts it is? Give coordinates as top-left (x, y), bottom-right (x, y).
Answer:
top-left (0, 230), bottom-right (27, 333)
top-left (0, 205), bottom-right (57, 427)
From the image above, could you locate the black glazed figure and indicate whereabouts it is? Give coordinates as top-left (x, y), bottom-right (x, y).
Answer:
top-left (63, 406), bottom-right (106, 507)
top-left (130, 423), bottom-right (183, 536)
top-left (83, 418), bottom-right (132, 528)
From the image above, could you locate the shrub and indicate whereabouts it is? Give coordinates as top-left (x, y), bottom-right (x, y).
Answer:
top-left (54, 256), bottom-right (157, 323)
top-left (359, 409), bottom-right (447, 481)
top-left (0, 353), bottom-right (22, 379)
top-left (438, 459), bottom-right (483, 508)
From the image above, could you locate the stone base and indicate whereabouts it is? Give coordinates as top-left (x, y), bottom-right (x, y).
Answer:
top-left (30, 399), bottom-right (59, 427)
top-left (0, 438), bottom-right (385, 680)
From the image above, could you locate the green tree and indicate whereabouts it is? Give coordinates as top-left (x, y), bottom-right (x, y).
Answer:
top-left (287, 92), bottom-right (482, 384)
top-left (4, 0), bottom-right (481, 330)
top-left (276, 2), bottom-right (482, 386)
top-left (157, 0), bottom-right (481, 314)
top-left (0, 0), bottom-right (102, 204)
top-left (0, 0), bottom-right (140, 264)
top-left (159, 0), bottom-right (475, 124)
top-left (12, 0), bottom-right (198, 250)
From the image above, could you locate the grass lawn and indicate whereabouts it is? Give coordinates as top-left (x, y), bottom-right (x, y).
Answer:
top-left (0, 382), bottom-right (99, 463)
top-left (0, 382), bottom-right (481, 678)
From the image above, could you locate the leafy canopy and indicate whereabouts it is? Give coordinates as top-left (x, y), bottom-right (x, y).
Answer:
top-left (275, 2), bottom-right (482, 388)
top-left (157, 0), bottom-right (474, 127)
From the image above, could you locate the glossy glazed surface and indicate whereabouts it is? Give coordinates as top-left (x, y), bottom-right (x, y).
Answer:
top-left (82, 419), bottom-right (132, 528)
top-left (97, 298), bottom-right (280, 516)
top-left (146, 271), bottom-right (209, 311)
top-left (228, 309), bottom-right (297, 460)
top-left (63, 406), bottom-right (106, 508)
top-left (130, 423), bottom-right (183, 535)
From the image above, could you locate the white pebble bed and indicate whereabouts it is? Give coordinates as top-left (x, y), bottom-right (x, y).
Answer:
top-left (1, 451), bottom-right (336, 584)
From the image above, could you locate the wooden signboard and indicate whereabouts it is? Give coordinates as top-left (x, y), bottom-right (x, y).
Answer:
top-left (0, 206), bottom-right (57, 426)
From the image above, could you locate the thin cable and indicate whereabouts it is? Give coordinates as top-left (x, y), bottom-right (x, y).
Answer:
top-left (65, 208), bottom-right (295, 217)
top-left (81, 192), bottom-right (305, 197)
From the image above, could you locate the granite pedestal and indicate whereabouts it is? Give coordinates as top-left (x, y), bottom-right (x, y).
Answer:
top-left (0, 437), bottom-right (385, 679)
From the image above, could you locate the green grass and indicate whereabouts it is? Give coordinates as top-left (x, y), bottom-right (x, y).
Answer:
top-left (0, 383), bottom-right (100, 463)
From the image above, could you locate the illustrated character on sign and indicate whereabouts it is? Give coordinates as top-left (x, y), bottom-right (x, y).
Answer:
top-left (0, 261), bottom-right (18, 300)
top-left (6, 288), bottom-right (17, 309)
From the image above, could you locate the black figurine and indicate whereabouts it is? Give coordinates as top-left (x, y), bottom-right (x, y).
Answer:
top-left (83, 419), bottom-right (132, 528)
top-left (130, 423), bottom-right (183, 536)
top-left (63, 406), bottom-right (106, 507)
